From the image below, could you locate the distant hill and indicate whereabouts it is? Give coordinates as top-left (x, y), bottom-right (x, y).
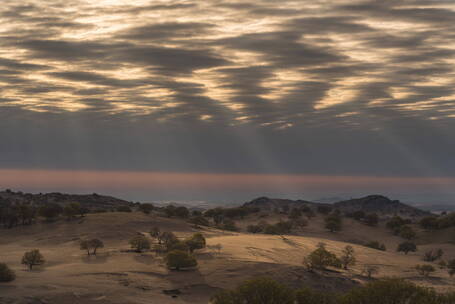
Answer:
top-left (0, 189), bottom-right (133, 210)
top-left (332, 195), bottom-right (431, 217)
top-left (244, 195), bottom-right (430, 217)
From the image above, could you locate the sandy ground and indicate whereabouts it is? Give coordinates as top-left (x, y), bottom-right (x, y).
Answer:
top-left (0, 212), bottom-right (454, 303)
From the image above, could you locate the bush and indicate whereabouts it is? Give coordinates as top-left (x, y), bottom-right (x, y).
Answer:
top-left (399, 225), bottom-right (416, 240)
top-left (419, 216), bottom-right (439, 230)
top-left (303, 243), bottom-right (341, 270)
top-left (21, 249), bottom-right (45, 270)
top-left (211, 277), bottom-right (294, 304)
top-left (364, 241), bottom-right (386, 251)
top-left (0, 263), bottom-right (15, 282)
top-left (116, 206), bottom-right (132, 212)
top-left (397, 241), bottom-right (417, 255)
top-left (324, 214), bottom-right (342, 232)
top-left (150, 226), bottom-right (161, 240)
top-left (129, 235), bottom-right (151, 252)
top-left (423, 249), bottom-right (443, 262)
top-left (138, 203), bottom-right (154, 214)
top-left (166, 250), bottom-right (197, 270)
top-left (386, 216), bottom-right (410, 234)
top-left (160, 231), bottom-right (178, 250)
top-left (80, 238), bottom-right (104, 255)
top-left (185, 233), bottom-right (206, 253)
top-left (416, 264), bottom-right (435, 277)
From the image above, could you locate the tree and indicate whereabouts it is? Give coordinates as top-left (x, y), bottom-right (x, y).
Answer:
top-left (188, 215), bottom-right (210, 227)
top-left (166, 250), bottom-right (197, 270)
top-left (160, 231), bottom-right (178, 250)
top-left (340, 245), bottom-right (356, 270)
top-left (211, 277), bottom-right (294, 304)
top-left (63, 203), bottom-right (81, 220)
top-left (80, 238), bottom-right (104, 255)
top-left (399, 225), bottom-right (416, 240)
top-left (185, 233), bottom-right (206, 253)
top-left (39, 203), bottom-right (62, 221)
top-left (324, 214), bottom-right (342, 232)
top-left (386, 216), bottom-right (408, 234)
top-left (174, 206), bottom-right (189, 218)
top-left (221, 219), bottom-right (238, 231)
top-left (447, 259), bottom-right (455, 276)
top-left (21, 249), bottom-right (45, 270)
top-left (138, 203), bottom-right (154, 214)
top-left (419, 216), bottom-right (439, 230)
top-left (415, 264), bottom-right (435, 277)
top-left (0, 263), bottom-right (15, 282)
top-left (397, 241), bottom-right (417, 255)
top-left (129, 235), bottom-right (151, 252)
top-left (361, 265), bottom-right (379, 278)
top-left (303, 243), bottom-right (341, 270)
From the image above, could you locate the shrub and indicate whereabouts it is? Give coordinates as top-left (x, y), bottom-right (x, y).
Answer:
top-left (63, 203), bottom-right (80, 220)
top-left (361, 265), bottom-right (379, 278)
top-left (21, 249), bottom-right (45, 270)
top-left (423, 249), bottom-right (443, 262)
top-left (386, 216), bottom-right (409, 234)
top-left (397, 241), bottom-right (417, 255)
top-left (0, 263), bottom-right (15, 282)
top-left (129, 235), bottom-right (151, 252)
top-left (324, 214), bottom-right (342, 232)
top-left (415, 264), bottom-right (435, 277)
top-left (399, 225), bottom-right (416, 240)
top-left (364, 241), bottom-right (386, 251)
top-left (80, 238), bottom-right (104, 255)
top-left (211, 277), bottom-right (294, 304)
top-left (138, 203), bottom-right (154, 214)
top-left (160, 231), bottom-right (178, 250)
top-left (116, 206), bottom-right (132, 212)
top-left (166, 250), bottom-right (197, 270)
top-left (340, 245), bottom-right (356, 270)
top-left (150, 226), bottom-right (161, 240)
top-left (185, 233), bottom-right (206, 253)
top-left (303, 243), bottom-right (341, 270)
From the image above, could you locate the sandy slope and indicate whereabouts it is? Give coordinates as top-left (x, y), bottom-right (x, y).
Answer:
top-left (0, 212), bottom-right (454, 303)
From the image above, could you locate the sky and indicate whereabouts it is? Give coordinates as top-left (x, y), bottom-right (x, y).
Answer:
top-left (0, 0), bottom-right (454, 204)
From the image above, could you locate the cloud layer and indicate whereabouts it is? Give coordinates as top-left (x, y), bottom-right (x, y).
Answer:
top-left (0, 0), bottom-right (454, 182)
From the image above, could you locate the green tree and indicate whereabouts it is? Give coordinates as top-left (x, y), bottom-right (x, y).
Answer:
top-left (399, 225), bottom-right (416, 240)
top-left (166, 250), bottom-right (197, 270)
top-left (185, 233), bottom-right (206, 253)
top-left (340, 245), bottom-right (356, 270)
top-left (80, 238), bottom-right (104, 255)
top-left (0, 263), bottom-right (15, 282)
top-left (303, 243), bottom-right (341, 270)
top-left (21, 249), bottom-right (45, 270)
top-left (129, 235), bottom-right (151, 252)
top-left (397, 241), bottom-right (417, 255)
top-left (324, 214), bottom-right (342, 232)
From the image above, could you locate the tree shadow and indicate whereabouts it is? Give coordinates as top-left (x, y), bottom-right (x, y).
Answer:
top-left (133, 254), bottom-right (155, 265)
top-left (80, 253), bottom-right (109, 264)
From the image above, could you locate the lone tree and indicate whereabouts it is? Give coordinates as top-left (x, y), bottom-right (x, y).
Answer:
top-left (303, 243), bottom-right (341, 270)
top-left (324, 214), bottom-right (342, 232)
top-left (80, 238), bottom-right (104, 255)
top-left (0, 263), bottom-right (15, 282)
top-left (399, 225), bottom-right (416, 240)
top-left (166, 250), bottom-right (197, 270)
top-left (340, 245), bottom-right (356, 270)
top-left (361, 265), bottom-right (379, 278)
top-left (185, 233), bottom-right (206, 253)
top-left (211, 277), bottom-right (295, 304)
top-left (21, 249), bottom-right (45, 270)
top-left (415, 264), bottom-right (435, 277)
top-left (129, 235), bottom-right (151, 253)
top-left (397, 241), bottom-right (417, 255)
